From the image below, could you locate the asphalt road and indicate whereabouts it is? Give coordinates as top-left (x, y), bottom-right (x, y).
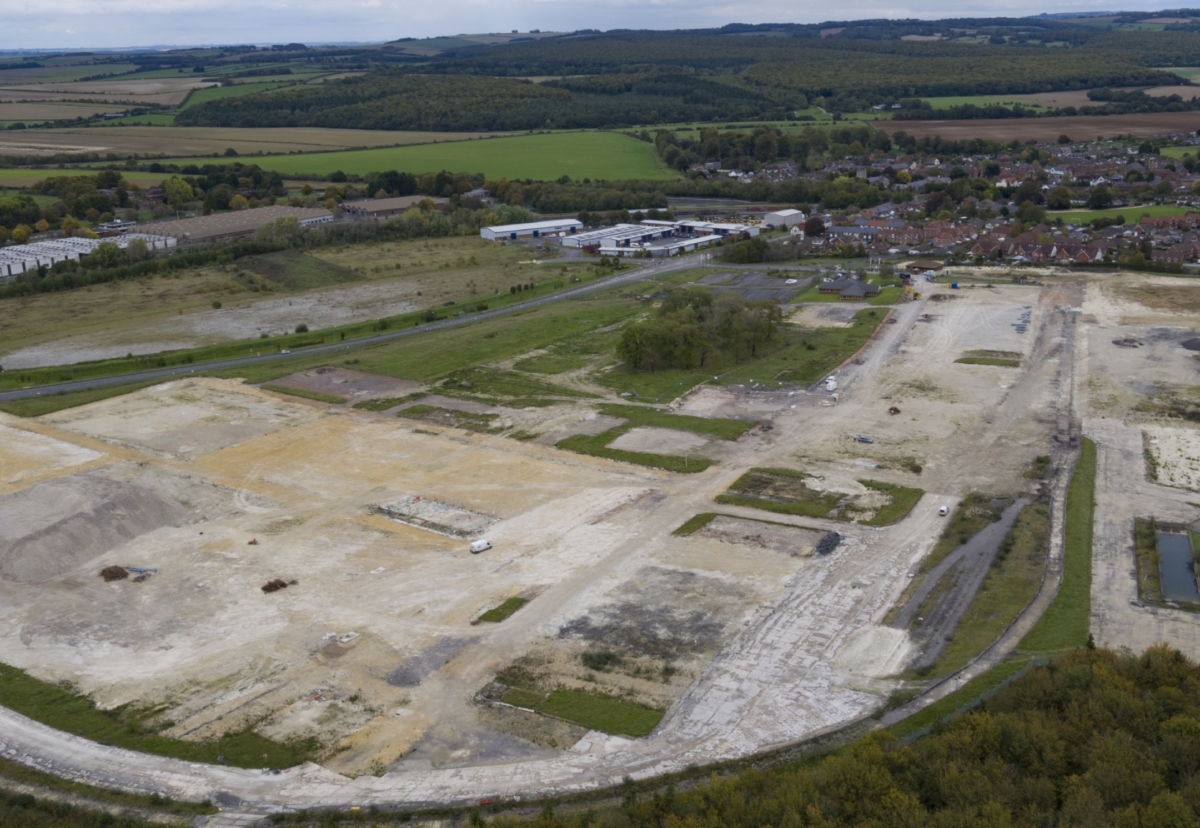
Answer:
top-left (0, 257), bottom-right (697, 403)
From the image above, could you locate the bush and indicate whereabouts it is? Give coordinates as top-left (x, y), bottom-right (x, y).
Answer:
top-left (294, 323), bottom-right (308, 333)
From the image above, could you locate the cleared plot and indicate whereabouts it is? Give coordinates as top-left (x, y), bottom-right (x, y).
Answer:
top-left (717, 468), bottom-right (923, 526)
top-left (0, 102), bottom-right (124, 122)
top-left (0, 420), bottom-right (104, 492)
top-left (162, 131), bottom-right (674, 181)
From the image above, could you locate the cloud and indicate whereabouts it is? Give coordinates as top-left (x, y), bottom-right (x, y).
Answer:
top-left (0, 0), bottom-right (1175, 49)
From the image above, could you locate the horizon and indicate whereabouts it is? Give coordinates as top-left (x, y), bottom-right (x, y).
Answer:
top-left (0, 3), bottom-right (1184, 51)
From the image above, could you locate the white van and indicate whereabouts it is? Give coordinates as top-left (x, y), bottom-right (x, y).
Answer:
top-left (469, 540), bottom-right (492, 554)
top-left (938, 506), bottom-right (949, 517)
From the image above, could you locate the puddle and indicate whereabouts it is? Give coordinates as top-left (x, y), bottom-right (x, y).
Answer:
top-left (1157, 532), bottom-right (1200, 603)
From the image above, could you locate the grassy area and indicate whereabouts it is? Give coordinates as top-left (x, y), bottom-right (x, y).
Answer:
top-left (259, 384), bottom-right (345, 404)
top-left (923, 493), bottom-right (1012, 574)
top-left (956, 356), bottom-right (1021, 367)
top-left (0, 381), bottom-right (161, 417)
top-left (398, 404), bottom-right (502, 433)
top-left (597, 308), bottom-right (884, 402)
top-left (860, 480), bottom-right (926, 526)
top-left (1134, 518), bottom-right (1165, 604)
top-left (160, 132), bottom-right (675, 181)
top-left (557, 429), bottom-right (711, 473)
top-left (537, 688), bottom-right (664, 737)
top-left (599, 403), bottom-right (752, 440)
top-left (500, 687), bottom-right (545, 708)
top-left (717, 467), bottom-right (843, 519)
top-left (436, 367), bottom-right (596, 406)
top-left (921, 94), bottom-right (1051, 109)
top-left (673, 513), bottom-right (718, 536)
top-left (885, 659), bottom-right (1032, 741)
top-left (0, 661), bottom-right (312, 768)
top-left (920, 502), bottom-right (1050, 678)
top-left (1057, 204), bottom-right (1193, 224)
top-left (351, 393), bottom-right (425, 411)
top-left (1020, 437), bottom-right (1096, 652)
top-left (476, 597), bottom-right (529, 623)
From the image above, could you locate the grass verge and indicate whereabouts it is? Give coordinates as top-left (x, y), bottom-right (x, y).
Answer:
top-left (258, 384), bottom-right (345, 404)
top-left (0, 381), bottom-right (160, 417)
top-left (885, 659), bottom-right (1031, 741)
top-left (0, 755), bottom-right (215, 817)
top-left (351, 392), bottom-right (426, 411)
top-left (1020, 437), bottom-right (1096, 652)
top-left (537, 689), bottom-right (664, 738)
top-left (476, 597), bottom-right (529, 624)
top-left (717, 469), bottom-right (922, 525)
top-left (399, 404), bottom-right (502, 433)
top-left (0, 662), bottom-right (313, 769)
top-left (673, 513), bottom-right (718, 536)
top-left (919, 502), bottom-right (1050, 678)
top-left (956, 357), bottom-right (1021, 367)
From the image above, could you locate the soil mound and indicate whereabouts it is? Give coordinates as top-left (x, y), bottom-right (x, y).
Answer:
top-left (0, 474), bottom-right (186, 583)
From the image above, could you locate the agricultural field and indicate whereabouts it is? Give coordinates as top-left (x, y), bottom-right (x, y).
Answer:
top-left (155, 131), bottom-right (675, 181)
top-left (0, 125), bottom-right (498, 160)
top-left (876, 111), bottom-right (1200, 141)
top-left (920, 94), bottom-right (1052, 110)
top-left (1056, 203), bottom-right (1195, 223)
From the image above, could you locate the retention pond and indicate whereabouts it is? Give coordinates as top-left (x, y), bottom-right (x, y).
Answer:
top-left (1157, 531), bottom-right (1200, 604)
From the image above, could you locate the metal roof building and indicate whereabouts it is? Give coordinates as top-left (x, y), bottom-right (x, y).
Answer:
top-left (0, 234), bottom-right (176, 281)
top-left (480, 219), bottom-right (582, 241)
top-left (140, 206), bottom-right (333, 244)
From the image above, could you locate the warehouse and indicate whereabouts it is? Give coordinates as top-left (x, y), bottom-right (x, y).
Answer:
top-left (480, 219), bottom-right (582, 241)
top-left (0, 234), bottom-right (175, 281)
top-left (674, 220), bottom-right (759, 238)
top-left (763, 209), bottom-right (806, 229)
top-left (561, 223), bottom-right (675, 249)
top-left (140, 206), bottom-right (333, 244)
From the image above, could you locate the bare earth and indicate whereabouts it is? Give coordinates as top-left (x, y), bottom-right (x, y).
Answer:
top-left (1, 269), bottom-right (1199, 812)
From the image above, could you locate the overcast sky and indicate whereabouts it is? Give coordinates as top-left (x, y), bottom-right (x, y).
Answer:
top-left (0, 0), bottom-right (1180, 51)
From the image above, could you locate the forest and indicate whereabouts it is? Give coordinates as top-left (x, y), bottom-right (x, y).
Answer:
top-left (484, 646), bottom-right (1200, 828)
top-left (174, 27), bottom-right (1200, 130)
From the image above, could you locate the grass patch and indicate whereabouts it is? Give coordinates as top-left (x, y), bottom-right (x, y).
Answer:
top-left (351, 392), bottom-right (426, 411)
top-left (499, 688), bottom-right (545, 708)
top-left (0, 381), bottom-right (160, 417)
top-left (1020, 437), bottom-right (1096, 652)
top-left (673, 513), bottom-right (718, 536)
top-left (476, 597), bottom-right (529, 624)
top-left (240, 249), bottom-right (361, 291)
top-left (398, 404), bottom-right (502, 433)
top-left (860, 479), bottom-right (926, 526)
top-left (536, 688), bottom-right (664, 737)
top-left (1134, 518), bottom-right (1165, 604)
top-left (885, 659), bottom-right (1031, 741)
top-left (437, 367), bottom-right (595, 406)
top-left (956, 356), bottom-right (1021, 367)
top-left (599, 403), bottom-right (752, 440)
top-left (259, 383), bottom-right (345, 404)
top-left (923, 493), bottom-right (1012, 574)
top-left (557, 430), bottom-right (711, 473)
top-left (0, 662), bottom-right (312, 769)
top-left (921, 502), bottom-right (1050, 678)
top-left (717, 467), bottom-right (843, 519)
top-left (1057, 203), bottom-right (1192, 225)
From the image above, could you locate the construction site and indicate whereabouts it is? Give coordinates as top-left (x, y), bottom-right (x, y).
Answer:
top-left (0, 265), bottom-right (1199, 814)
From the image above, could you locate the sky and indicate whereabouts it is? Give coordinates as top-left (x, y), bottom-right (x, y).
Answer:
top-left (0, 0), bottom-right (1182, 50)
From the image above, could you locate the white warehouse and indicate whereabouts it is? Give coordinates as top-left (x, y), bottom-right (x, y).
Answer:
top-left (480, 219), bottom-right (582, 241)
top-left (763, 209), bottom-right (807, 229)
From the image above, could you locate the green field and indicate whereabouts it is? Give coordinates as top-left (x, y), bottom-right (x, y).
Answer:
top-left (1057, 203), bottom-right (1193, 223)
top-left (160, 131), bottom-right (675, 181)
top-left (179, 81), bottom-right (297, 110)
top-left (93, 112), bottom-right (178, 126)
top-left (1158, 145), bottom-right (1200, 158)
top-left (921, 95), bottom-right (1051, 110)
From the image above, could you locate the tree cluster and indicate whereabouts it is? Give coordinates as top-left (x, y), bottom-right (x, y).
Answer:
top-left (616, 287), bottom-right (783, 372)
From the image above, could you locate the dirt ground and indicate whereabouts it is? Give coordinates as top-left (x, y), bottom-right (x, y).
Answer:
top-left (1146, 426), bottom-right (1200, 491)
top-left (5, 268), bottom-right (1185, 787)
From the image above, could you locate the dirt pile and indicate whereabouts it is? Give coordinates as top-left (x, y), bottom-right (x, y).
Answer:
top-left (0, 474), bottom-right (186, 583)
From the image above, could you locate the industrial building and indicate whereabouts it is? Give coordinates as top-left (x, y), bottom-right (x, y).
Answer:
top-left (0, 234), bottom-right (176, 281)
top-left (479, 219), bottom-right (582, 241)
top-left (140, 206), bottom-right (333, 244)
top-left (763, 209), bottom-right (806, 229)
top-left (560, 223), bottom-right (676, 249)
top-left (342, 196), bottom-right (449, 219)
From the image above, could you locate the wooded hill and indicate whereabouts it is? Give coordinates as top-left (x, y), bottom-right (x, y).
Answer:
top-left (175, 22), bottom-right (1200, 130)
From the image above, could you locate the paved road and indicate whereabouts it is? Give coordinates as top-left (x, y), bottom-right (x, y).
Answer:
top-left (0, 258), bottom-right (695, 403)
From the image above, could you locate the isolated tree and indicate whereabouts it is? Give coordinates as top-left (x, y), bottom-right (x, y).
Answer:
top-left (1047, 186), bottom-right (1073, 210)
top-left (86, 242), bottom-right (124, 269)
top-left (34, 219), bottom-right (49, 233)
top-left (1087, 186), bottom-right (1114, 210)
top-left (11, 224), bottom-right (30, 244)
top-left (804, 216), bottom-right (826, 236)
top-left (163, 177), bottom-right (194, 209)
top-left (229, 194), bottom-right (249, 210)
top-left (124, 237), bottom-right (149, 262)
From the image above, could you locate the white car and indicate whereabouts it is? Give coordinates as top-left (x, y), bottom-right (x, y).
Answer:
top-left (785, 278), bottom-right (798, 285)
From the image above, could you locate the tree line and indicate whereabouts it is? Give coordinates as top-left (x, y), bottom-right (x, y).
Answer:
top-left (485, 646), bottom-right (1200, 828)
